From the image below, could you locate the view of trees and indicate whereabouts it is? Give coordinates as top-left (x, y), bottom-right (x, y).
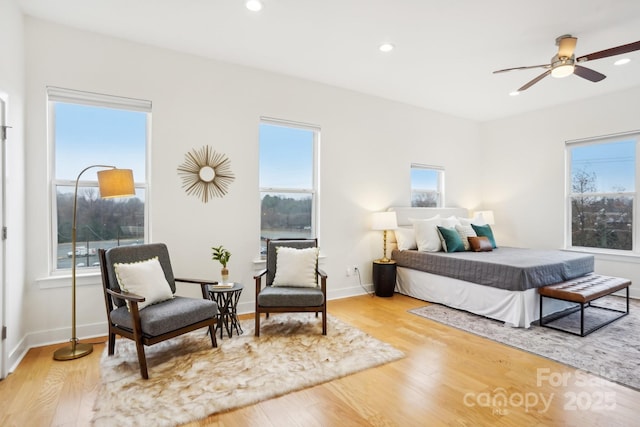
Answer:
top-left (57, 188), bottom-right (144, 244)
top-left (260, 194), bottom-right (311, 231)
top-left (571, 169), bottom-right (632, 250)
top-left (411, 191), bottom-right (438, 207)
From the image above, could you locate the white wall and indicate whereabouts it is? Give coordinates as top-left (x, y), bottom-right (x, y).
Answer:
top-left (22, 18), bottom-right (481, 352)
top-left (480, 86), bottom-right (640, 298)
top-left (0, 0), bottom-right (27, 372)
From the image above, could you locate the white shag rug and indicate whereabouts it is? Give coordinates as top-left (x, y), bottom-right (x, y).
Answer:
top-left (92, 313), bottom-right (404, 426)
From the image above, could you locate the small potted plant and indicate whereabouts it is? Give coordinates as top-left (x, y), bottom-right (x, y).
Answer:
top-left (211, 245), bottom-right (231, 283)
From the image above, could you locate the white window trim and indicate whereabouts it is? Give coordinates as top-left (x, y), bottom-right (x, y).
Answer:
top-left (564, 130), bottom-right (640, 256)
top-left (46, 87), bottom-right (151, 276)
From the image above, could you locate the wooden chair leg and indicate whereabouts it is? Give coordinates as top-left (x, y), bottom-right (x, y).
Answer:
top-left (108, 331), bottom-right (116, 355)
top-left (255, 311), bottom-right (261, 337)
top-left (134, 339), bottom-right (149, 379)
top-left (322, 308), bottom-right (327, 335)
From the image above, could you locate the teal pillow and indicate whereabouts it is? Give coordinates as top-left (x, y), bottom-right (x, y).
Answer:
top-left (471, 224), bottom-right (497, 248)
top-left (436, 226), bottom-right (465, 253)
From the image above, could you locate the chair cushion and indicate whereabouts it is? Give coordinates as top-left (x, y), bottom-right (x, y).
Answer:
top-left (272, 246), bottom-right (319, 288)
top-left (110, 296), bottom-right (218, 337)
top-left (114, 257), bottom-right (174, 310)
top-left (257, 286), bottom-right (324, 308)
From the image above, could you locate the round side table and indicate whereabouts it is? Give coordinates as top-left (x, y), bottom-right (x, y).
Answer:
top-left (207, 283), bottom-right (244, 338)
top-left (372, 260), bottom-right (397, 297)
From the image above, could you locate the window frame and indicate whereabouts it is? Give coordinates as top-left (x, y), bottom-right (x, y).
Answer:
top-left (410, 163), bottom-right (444, 207)
top-left (565, 131), bottom-right (639, 255)
top-left (258, 117), bottom-right (320, 256)
top-left (47, 87), bottom-right (151, 274)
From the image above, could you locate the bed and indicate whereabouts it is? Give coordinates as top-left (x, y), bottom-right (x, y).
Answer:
top-left (388, 207), bottom-right (595, 327)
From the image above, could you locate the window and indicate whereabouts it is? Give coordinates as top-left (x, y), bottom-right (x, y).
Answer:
top-left (259, 119), bottom-right (319, 255)
top-left (566, 132), bottom-right (638, 252)
top-left (411, 164), bottom-right (444, 207)
top-left (48, 87), bottom-right (149, 271)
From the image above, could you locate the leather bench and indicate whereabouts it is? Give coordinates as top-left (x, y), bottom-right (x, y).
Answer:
top-left (538, 274), bottom-right (630, 336)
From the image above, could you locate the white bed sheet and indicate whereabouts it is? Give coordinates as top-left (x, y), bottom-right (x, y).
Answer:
top-left (397, 266), bottom-right (572, 328)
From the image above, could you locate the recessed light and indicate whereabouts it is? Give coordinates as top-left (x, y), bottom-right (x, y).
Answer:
top-left (246, 0), bottom-right (263, 12)
top-left (509, 91), bottom-right (520, 97)
top-left (614, 58), bottom-right (631, 66)
top-left (379, 43), bottom-right (394, 53)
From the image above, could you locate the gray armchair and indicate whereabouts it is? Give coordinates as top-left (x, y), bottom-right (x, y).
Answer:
top-left (254, 239), bottom-right (327, 337)
top-left (98, 243), bottom-right (218, 379)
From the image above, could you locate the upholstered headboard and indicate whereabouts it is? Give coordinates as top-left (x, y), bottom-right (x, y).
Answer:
top-left (388, 207), bottom-right (469, 226)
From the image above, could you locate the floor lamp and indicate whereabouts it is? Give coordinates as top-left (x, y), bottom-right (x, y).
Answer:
top-left (53, 165), bottom-right (135, 361)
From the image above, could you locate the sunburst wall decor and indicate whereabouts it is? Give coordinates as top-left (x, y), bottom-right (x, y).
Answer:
top-left (177, 146), bottom-right (235, 203)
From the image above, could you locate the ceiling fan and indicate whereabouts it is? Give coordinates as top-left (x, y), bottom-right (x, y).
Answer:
top-left (493, 35), bottom-right (640, 92)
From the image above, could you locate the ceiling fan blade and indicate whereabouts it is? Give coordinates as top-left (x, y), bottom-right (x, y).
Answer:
top-left (493, 64), bottom-right (549, 74)
top-left (577, 40), bottom-right (640, 62)
top-left (573, 65), bottom-right (606, 82)
top-left (557, 36), bottom-right (577, 58)
top-left (517, 70), bottom-right (551, 91)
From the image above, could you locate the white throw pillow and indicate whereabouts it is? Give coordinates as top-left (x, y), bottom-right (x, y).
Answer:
top-left (455, 223), bottom-right (477, 251)
top-left (441, 216), bottom-right (461, 228)
top-left (412, 216), bottom-right (443, 252)
top-left (114, 257), bottom-right (174, 310)
top-left (458, 217), bottom-right (473, 226)
top-left (273, 246), bottom-right (319, 288)
top-left (394, 227), bottom-right (417, 250)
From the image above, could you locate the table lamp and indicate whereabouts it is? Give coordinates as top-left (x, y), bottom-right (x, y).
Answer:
top-left (473, 210), bottom-right (495, 225)
top-left (371, 211), bottom-right (398, 263)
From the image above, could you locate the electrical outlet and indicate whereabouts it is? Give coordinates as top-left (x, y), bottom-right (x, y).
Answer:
top-left (346, 266), bottom-right (359, 276)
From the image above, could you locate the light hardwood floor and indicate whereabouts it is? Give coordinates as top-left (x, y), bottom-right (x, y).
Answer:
top-left (1, 293), bottom-right (638, 426)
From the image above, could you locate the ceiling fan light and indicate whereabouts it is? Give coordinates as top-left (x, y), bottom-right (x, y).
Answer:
top-left (614, 58), bottom-right (631, 66)
top-left (551, 64), bottom-right (575, 78)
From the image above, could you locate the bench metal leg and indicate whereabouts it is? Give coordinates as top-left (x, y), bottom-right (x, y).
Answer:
top-left (539, 287), bottom-right (629, 337)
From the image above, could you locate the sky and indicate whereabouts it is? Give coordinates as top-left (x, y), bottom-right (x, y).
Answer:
top-left (258, 123), bottom-right (314, 189)
top-left (570, 139), bottom-right (636, 193)
top-left (55, 103), bottom-right (146, 182)
top-left (410, 167), bottom-right (438, 190)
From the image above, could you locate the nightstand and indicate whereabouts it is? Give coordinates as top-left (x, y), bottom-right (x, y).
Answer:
top-left (372, 260), bottom-right (397, 297)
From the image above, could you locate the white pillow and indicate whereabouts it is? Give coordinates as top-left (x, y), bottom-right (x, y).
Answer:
top-left (458, 217), bottom-right (473, 226)
top-left (460, 215), bottom-right (488, 226)
top-left (114, 257), bottom-right (174, 310)
top-left (394, 227), bottom-right (417, 250)
top-left (412, 216), bottom-right (443, 252)
top-left (441, 216), bottom-right (461, 228)
top-left (273, 246), bottom-right (319, 288)
top-left (455, 223), bottom-right (477, 251)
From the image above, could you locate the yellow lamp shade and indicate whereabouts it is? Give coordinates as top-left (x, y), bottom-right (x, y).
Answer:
top-left (98, 168), bottom-right (135, 199)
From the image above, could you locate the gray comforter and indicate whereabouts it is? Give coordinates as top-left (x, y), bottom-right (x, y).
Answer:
top-left (391, 247), bottom-right (594, 291)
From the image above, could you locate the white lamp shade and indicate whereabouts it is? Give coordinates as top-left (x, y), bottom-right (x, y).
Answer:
top-left (473, 210), bottom-right (495, 225)
top-left (371, 211), bottom-right (398, 230)
top-left (98, 169), bottom-right (135, 199)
